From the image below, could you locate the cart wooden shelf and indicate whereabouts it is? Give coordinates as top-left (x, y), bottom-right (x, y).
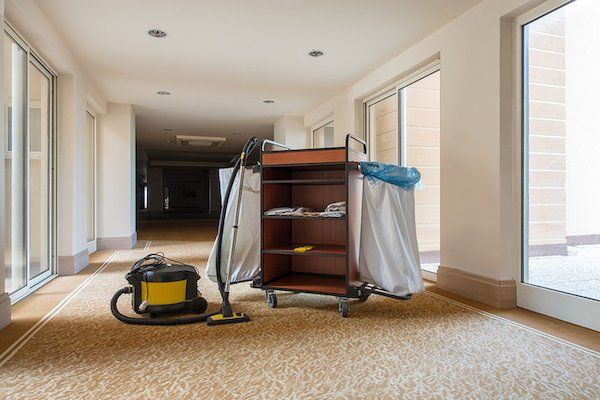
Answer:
top-left (253, 134), bottom-right (370, 317)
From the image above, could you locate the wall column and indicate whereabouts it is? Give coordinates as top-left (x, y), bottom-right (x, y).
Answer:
top-left (274, 116), bottom-right (309, 149)
top-left (97, 103), bottom-right (137, 249)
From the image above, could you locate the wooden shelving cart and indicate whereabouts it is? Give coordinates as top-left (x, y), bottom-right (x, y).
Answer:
top-left (253, 134), bottom-right (406, 317)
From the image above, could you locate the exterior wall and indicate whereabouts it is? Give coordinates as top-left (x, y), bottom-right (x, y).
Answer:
top-left (406, 72), bottom-right (440, 253)
top-left (527, 0), bottom-right (600, 252)
top-left (368, 72), bottom-right (441, 255)
top-left (371, 94), bottom-right (398, 164)
top-left (526, 9), bottom-right (567, 253)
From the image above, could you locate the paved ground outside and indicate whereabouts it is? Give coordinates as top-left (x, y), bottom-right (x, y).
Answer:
top-left (529, 244), bottom-right (600, 301)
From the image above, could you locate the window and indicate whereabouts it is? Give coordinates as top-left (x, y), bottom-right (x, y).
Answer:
top-left (312, 120), bottom-right (334, 148)
top-left (3, 25), bottom-right (56, 301)
top-left (365, 66), bottom-right (440, 274)
top-left (86, 111), bottom-right (96, 252)
top-left (522, 0), bottom-right (600, 301)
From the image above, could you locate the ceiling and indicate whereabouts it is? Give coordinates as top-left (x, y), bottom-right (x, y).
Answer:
top-left (34, 0), bottom-right (481, 161)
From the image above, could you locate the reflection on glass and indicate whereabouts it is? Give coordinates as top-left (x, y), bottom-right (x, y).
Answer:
top-left (312, 121), bottom-right (334, 148)
top-left (524, 0), bottom-right (600, 301)
top-left (4, 34), bottom-right (27, 293)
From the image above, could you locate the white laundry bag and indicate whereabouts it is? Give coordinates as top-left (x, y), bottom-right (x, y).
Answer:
top-left (359, 177), bottom-right (424, 296)
top-left (206, 167), bottom-right (261, 283)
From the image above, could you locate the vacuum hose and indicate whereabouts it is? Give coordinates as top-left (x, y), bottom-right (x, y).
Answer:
top-left (110, 287), bottom-right (218, 326)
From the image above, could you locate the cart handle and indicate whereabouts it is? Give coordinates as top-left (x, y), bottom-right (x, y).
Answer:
top-left (345, 134), bottom-right (367, 155)
top-left (261, 139), bottom-right (292, 152)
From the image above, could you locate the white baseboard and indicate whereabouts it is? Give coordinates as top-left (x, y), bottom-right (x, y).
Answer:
top-left (97, 231), bottom-right (137, 250)
top-left (58, 248), bottom-right (90, 276)
top-left (0, 293), bottom-right (11, 331)
top-left (437, 265), bottom-right (516, 308)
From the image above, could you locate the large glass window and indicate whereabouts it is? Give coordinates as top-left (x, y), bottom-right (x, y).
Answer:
top-left (523, 0), bottom-right (600, 301)
top-left (366, 69), bottom-right (441, 274)
top-left (3, 26), bottom-right (55, 301)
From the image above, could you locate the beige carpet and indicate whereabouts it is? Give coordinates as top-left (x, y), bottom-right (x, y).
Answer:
top-left (0, 230), bottom-right (599, 399)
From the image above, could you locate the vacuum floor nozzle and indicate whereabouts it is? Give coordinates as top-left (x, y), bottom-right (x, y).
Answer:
top-left (207, 312), bottom-right (250, 326)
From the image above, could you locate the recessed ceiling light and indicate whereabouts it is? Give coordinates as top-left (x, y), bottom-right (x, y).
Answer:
top-left (308, 49), bottom-right (325, 57)
top-left (263, 99), bottom-right (275, 104)
top-left (157, 90), bottom-right (171, 95)
top-left (148, 29), bottom-right (167, 38)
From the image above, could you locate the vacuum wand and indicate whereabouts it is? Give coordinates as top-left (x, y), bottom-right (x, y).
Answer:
top-left (221, 149), bottom-right (246, 317)
top-left (207, 137), bottom-right (257, 326)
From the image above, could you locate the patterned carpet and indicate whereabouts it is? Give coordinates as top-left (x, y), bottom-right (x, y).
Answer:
top-left (0, 230), bottom-right (598, 399)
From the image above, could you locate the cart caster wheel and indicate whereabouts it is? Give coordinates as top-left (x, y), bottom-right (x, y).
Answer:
top-left (339, 299), bottom-right (349, 318)
top-left (267, 292), bottom-right (277, 308)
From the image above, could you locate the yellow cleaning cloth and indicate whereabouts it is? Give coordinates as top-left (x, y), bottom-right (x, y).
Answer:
top-left (293, 245), bottom-right (314, 253)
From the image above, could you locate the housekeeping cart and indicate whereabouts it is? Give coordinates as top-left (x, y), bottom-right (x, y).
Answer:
top-left (253, 134), bottom-right (413, 317)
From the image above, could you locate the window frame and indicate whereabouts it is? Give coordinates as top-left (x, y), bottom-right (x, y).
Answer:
top-left (363, 61), bottom-right (440, 162)
top-left (4, 21), bottom-right (58, 303)
top-left (515, 0), bottom-right (600, 331)
top-left (362, 62), bottom-right (440, 281)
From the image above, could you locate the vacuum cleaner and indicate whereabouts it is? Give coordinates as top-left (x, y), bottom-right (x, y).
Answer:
top-left (110, 253), bottom-right (217, 325)
top-left (110, 137), bottom-right (258, 326)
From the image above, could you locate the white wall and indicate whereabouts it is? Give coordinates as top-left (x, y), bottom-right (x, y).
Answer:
top-left (302, 0), bottom-right (546, 282)
top-left (97, 103), bottom-right (136, 243)
top-left (274, 116), bottom-right (309, 149)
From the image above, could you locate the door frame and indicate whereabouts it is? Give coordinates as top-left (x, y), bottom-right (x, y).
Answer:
top-left (515, 0), bottom-right (600, 331)
top-left (5, 23), bottom-right (57, 303)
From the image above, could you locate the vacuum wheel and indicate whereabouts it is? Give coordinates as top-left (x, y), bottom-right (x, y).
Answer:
top-left (191, 296), bottom-right (208, 314)
top-left (339, 298), bottom-right (349, 318)
top-left (266, 292), bottom-right (277, 308)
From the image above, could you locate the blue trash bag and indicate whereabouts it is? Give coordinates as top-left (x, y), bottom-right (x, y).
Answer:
top-left (359, 162), bottom-right (421, 190)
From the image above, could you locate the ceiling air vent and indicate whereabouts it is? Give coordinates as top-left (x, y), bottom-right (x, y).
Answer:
top-left (175, 135), bottom-right (227, 147)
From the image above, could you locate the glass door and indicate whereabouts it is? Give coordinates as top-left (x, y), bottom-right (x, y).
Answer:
top-left (86, 111), bottom-right (96, 253)
top-left (519, 0), bottom-right (600, 330)
top-left (4, 32), bottom-right (28, 297)
top-left (4, 26), bottom-right (55, 302)
top-left (27, 58), bottom-right (53, 287)
top-left (365, 66), bottom-right (441, 278)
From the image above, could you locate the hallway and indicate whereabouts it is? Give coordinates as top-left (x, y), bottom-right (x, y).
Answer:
top-left (0, 221), bottom-right (598, 399)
